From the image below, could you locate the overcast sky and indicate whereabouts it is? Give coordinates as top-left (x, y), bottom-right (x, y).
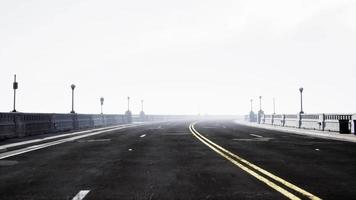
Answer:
top-left (0, 0), bottom-right (355, 115)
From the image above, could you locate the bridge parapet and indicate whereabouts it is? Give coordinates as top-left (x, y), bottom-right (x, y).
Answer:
top-left (0, 113), bottom-right (16, 140)
top-left (0, 112), bottom-right (129, 141)
top-left (284, 114), bottom-right (299, 128)
top-left (300, 114), bottom-right (321, 130)
top-left (52, 114), bottom-right (75, 131)
top-left (274, 115), bottom-right (285, 126)
top-left (263, 115), bottom-right (272, 124)
top-left (258, 113), bottom-right (354, 134)
top-left (324, 114), bottom-right (352, 133)
top-left (352, 115), bottom-right (356, 134)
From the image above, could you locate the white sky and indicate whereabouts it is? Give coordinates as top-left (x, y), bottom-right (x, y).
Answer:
top-left (0, 0), bottom-right (355, 115)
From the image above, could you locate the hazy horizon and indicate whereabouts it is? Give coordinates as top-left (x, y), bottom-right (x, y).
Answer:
top-left (1, 0), bottom-right (355, 115)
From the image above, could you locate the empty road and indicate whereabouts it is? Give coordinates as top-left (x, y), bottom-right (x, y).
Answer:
top-left (1, 120), bottom-right (356, 199)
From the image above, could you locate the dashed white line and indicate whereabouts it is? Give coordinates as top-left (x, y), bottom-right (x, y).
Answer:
top-left (140, 134), bottom-right (146, 138)
top-left (250, 134), bottom-right (263, 138)
top-left (72, 190), bottom-right (90, 200)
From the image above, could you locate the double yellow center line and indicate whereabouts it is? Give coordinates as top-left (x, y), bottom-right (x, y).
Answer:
top-left (189, 122), bottom-right (321, 200)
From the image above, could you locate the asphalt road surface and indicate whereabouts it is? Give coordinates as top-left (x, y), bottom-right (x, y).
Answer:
top-left (1, 120), bottom-right (356, 200)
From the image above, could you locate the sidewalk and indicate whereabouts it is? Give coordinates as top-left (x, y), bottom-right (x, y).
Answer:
top-left (235, 120), bottom-right (356, 143)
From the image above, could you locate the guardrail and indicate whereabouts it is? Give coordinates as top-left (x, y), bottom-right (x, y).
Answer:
top-left (0, 112), bottom-right (130, 141)
top-left (256, 113), bottom-right (354, 134)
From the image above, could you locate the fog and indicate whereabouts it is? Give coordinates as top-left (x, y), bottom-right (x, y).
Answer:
top-left (1, 0), bottom-right (355, 115)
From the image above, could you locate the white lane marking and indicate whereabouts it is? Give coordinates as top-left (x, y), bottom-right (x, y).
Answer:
top-left (0, 125), bottom-right (125, 150)
top-left (85, 139), bottom-right (111, 142)
top-left (140, 134), bottom-right (146, 138)
top-left (72, 190), bottom-right (90, 200)
top-left (250, 134), bottom-right (263, 138)
top-left (0, 124), bottom-right (138, 160)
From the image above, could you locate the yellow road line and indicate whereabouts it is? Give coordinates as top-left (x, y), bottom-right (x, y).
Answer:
top-left (189, 122), bottom-right (322, 200)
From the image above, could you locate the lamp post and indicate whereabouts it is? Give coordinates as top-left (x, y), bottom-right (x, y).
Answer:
top-left (127, 96), bottom-right (130, 111)
top-left (141, 100), bottom-right (144, 112)
top-left (273, 97), bottom-right (276, 115)
top-left (258, 96), bottom-right (264, 124)
top-left (299, 87), bottom-right (304, 114)
top-left (70, 84), bottom-right (76, 114)
top-left (259, 96), bottom-right (262, 111)
top-left (250, 99), bottom-right (253, 112)
top-left (140, 99), bottom-right (145, 121)
top-left (100, 97), bottom-right (104, 114)
top-left (12, 74), bottom-right (18, 112)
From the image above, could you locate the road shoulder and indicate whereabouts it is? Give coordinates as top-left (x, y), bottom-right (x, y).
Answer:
top-left (234, 120), bottom-right (356, 143)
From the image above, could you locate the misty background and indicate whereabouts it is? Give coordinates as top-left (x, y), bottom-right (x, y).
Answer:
top-left (0, 0), bottom-right (355, 115)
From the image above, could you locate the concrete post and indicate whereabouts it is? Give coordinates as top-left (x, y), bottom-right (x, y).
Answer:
top-left (257, 110), bottom-right (264, 124)
top-left (282, 114), bottom-right (286, 127)
top-left (298, 113), bottom-right (302, 128)
top-left (319, 114), bottom-right (325, 131)
top-left (249, 111), bottom-right (256, 122)
top-left (125, 110), bottom-right (132, 123)
top-left (352, 115), bottom-right (356, 134)
top-left (71, 114), bottom-right (78, 130)
top-left (14, 114), bottom-right (25, 138)
top-left (271, 114), bottom-right (274, 125)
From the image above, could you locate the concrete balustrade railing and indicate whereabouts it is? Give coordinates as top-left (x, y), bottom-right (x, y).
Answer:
top-left (352, 115), bottom-right (356, 134)
top-left (273, 115), bottom-right (284, 126)
top-left (258, 113), bottom-right (354, 134)
top-left (0, 112), bottom-right (130, 141)
top-left (263, 115), bottom-right (272, 124)
top-left (284, 114), bottom-right (299, 128)
top-left (300, 114), bottom-right (320, 130)
top-left (0, 113), bottom-right (16, 139)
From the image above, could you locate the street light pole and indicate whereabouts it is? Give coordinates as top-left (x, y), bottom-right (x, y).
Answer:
top-left (127, 96), bottom-right (130, 111)
top-left (100, 97), bottom-right (104, 114)
top-left (299, 87), bottom-right (304, 114)
top-left (12, 74), bottom-right (18, 112)
top-left (141, 100), bottom-right (144, 112)
top-left (250, 99), bottom-right (253, 112)
top-left (259, 96), bottom-right (262, 111)
top-left (273, 97), bottom-right (276, 114)
top-left (70, 84), bottom-right (76, 114)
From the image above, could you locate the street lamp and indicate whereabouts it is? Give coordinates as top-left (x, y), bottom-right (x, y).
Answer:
top-left (140, 99), bottom-right (145, 120)
top-left (273, 97), bottom-right (276, 115)
top-left (299, 87), bottom-right (304, 114)
top-left (141, 99), bottom-right (144, 112)
top-left (250, 99), bottom-right (253, 112)
top-left (12, 74), bottom-right (18, 112)
top-left (127, 96), bottom-right (130, 111)
top-left (70, 84), bottom-right (76, 114)
top-left (100, 97), bottom-right (104, 114)
top-left (259, 96), bottom-right (262, 111)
